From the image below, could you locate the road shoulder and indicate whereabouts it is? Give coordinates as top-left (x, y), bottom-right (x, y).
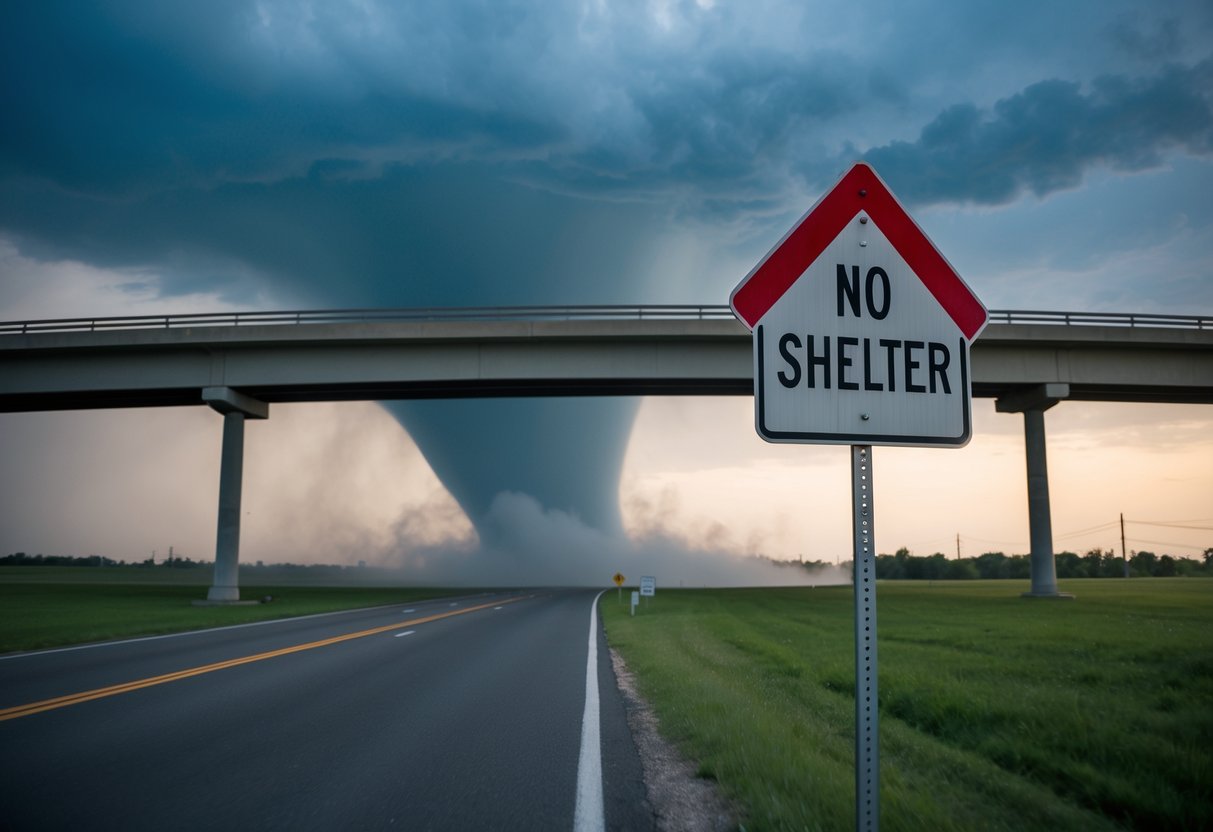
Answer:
top-left (607, 645), bottom-right (736, 832)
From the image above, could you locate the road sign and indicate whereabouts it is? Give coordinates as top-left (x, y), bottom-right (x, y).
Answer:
top-left (639, 576), bottom-right (655, 597)
top-left (730, 162), bottom-right (988, 447)
top-left (612, 572), bottom-right (626, 587)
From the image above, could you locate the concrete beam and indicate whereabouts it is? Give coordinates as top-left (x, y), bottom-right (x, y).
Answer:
top-left (994, 382), bottom-right (1070, 414)
top-left (202, 386), bottom-right (268, 419)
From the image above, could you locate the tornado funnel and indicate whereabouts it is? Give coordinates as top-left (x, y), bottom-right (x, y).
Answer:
top-left (383, 397), bottom-right (640, 545)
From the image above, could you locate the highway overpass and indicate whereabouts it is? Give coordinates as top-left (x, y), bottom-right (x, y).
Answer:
top-left (3, 306), bottom-right (1211, 600)
top-left (1, 306), bottom-right (1211, 408)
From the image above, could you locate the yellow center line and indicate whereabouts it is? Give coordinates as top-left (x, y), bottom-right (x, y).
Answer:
top-left (0, 595), bottom-right (523, 722)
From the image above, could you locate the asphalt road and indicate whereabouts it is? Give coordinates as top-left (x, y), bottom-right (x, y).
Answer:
top-left (0, 589), bottom-right (652, 831)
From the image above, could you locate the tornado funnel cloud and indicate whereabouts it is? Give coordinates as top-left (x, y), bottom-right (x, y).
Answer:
top-left (384, 397), bottom-right (640, 546)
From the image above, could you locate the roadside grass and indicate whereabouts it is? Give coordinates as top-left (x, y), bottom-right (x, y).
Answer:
top-left (601, 579), bottom-right (1212, 832)
top-left (0, 568), bottom-right (472, 653)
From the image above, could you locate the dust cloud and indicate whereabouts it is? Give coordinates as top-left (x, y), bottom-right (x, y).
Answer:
top-left (373, 492), bottom-right (850, 588)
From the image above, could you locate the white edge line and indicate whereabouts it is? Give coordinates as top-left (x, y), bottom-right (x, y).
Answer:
top-left (573, 589), bottom-right (607, 832)
top-left (393, 630), bottom-right (416, 638)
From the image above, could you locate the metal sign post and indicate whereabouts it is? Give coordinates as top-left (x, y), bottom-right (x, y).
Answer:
top-left (729, 163), bottom-right (988, 832)
top-left (851, 445), bottom-right (878, 832)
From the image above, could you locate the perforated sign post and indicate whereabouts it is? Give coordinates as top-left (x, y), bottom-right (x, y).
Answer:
top-left (730, 162), bottom-right (988, 832)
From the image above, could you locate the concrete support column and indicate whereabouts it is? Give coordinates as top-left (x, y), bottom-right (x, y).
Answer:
top-left (201, 387), bottom-right (268, 604)
top-left (1022, 407), bottom-right (1060, 597)
top-left (209, 411), bottom-right (245, 602)
top-left (995, 383), bottom-right (1074, 600)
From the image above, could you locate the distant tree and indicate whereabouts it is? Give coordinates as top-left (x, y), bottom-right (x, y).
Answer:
top-left (1005, 556), bottom-right (1031, 579)
top-left (974, 552), bottom-right (1007, 579)
top-left (903, 554), bottom-right (926, 580)
top-left (1174, 557), bottom-right (1203, 577)
top-left (1154, 555), bottom-right (1177, 577)
top-left (1130, 550), bottom-right (1157, 577)
top-left (1086, 548), bottom-right (1106, 579)
top-left (945, 559), bottom-right (979, 580)
top-left (876, 554), bottom-right (904, 580)
top-left (1055, 551), bottom-right (1083, 579)
top-left (923, 553), bottom-right (949, 580)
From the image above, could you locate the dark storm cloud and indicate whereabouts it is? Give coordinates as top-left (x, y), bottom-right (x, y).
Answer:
top-left (4, 3), bottom-right (1211, 242)
top-left (859, 61), bottom-right (1213, 207)
top-left (0, 161), bottom-right (669, 306)
top-left (1108, 14), bottom-right (1184, 62)
top-left (0, 2), bottom-right (566, 196)
top-left (3, 1), bottom-right (1212, 551)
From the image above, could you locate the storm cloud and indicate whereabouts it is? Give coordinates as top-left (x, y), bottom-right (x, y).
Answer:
top-left (2, 1), bottom-right (1212, 563)
top-left (861, 61), bottom-right (1213, 207)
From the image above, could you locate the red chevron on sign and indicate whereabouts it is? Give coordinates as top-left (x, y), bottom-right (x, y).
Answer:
top-left (730, 162), bottom-right (987, 340)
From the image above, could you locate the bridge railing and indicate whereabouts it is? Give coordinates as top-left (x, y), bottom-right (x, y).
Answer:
top-left (1, 305), bottom-right (1210, 335)
top-left (984, 310), bottom-right (1212, 329)
top-left (0, 305), bottom-right (739, 335)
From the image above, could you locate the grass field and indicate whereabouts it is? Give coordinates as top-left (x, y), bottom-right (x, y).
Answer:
top-left (0, 567), bottom-right (468, 653)
top-left (601, 579), bottom-right (1213, 832)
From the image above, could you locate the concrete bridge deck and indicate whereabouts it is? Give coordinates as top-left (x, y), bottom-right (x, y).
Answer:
top-left (2, 307), bottom-right (1210, 410)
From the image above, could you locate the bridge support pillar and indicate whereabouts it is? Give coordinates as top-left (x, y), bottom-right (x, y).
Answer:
top-left (995, 384), bottom-right (1075, 600)
top-left (201, 387), bottom-right (268, 603)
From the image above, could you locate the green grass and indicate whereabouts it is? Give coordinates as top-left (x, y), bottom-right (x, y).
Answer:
top-left (601, 580), bottom-right (1213, 832)
top-left (0, 568), bottom-right (469, 653)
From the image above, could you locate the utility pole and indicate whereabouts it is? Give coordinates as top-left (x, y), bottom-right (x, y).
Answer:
top-left (956, 533), bottom-right (961, 560)
top-left (1120, 513), bottom-right (1128, 578)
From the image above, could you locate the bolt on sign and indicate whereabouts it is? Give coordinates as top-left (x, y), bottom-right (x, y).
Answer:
top-left (730, 162), bottom-right (988, 446)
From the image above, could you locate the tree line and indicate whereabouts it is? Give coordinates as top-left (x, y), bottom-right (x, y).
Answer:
top-left (6, 548), bottom-right (1211, 580)
top-left (0, 552), bottom-right (206, 568)
top-left (870, 547), bottom-right (1213, 580)
top-left (0, 552), bottom-right (376, 576)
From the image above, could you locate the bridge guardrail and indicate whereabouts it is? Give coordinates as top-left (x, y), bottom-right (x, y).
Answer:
top-left (1, 305), bottom-right (1210, 335)
top-left (984, 310), bottom-right (1212, 329)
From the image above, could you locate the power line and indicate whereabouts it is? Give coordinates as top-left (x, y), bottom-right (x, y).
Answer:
top-left (959, 534), bottom-right (1029, 547)
top-left (893, 515), bottom-right (1208, 559)
top-left (1128, 521), bottom-right (1213, 531)
top-left (1055, 521), bottom-right (1119, 540)
top-left (1125, 537), bottom-right (1209, 552)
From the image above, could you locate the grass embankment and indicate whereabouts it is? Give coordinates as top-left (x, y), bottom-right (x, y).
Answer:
top-left (0, 567), bottom-right (465, 653)
top-left (601, 580), bottom-right (1212, 832)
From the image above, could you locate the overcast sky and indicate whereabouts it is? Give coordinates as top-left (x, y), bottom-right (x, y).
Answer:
top-left (1, 1), bottom-right (1210, 581)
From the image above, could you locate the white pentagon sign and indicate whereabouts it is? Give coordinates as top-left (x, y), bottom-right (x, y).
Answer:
top-left (730, 162), bottom-right (989, 447)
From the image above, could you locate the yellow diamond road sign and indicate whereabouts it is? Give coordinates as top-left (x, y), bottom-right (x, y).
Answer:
top-left (612, 572), bottom-right (626, 587)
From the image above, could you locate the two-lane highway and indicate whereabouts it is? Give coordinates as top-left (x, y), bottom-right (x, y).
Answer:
top-left (0, 590), bottom-right (651, 831)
